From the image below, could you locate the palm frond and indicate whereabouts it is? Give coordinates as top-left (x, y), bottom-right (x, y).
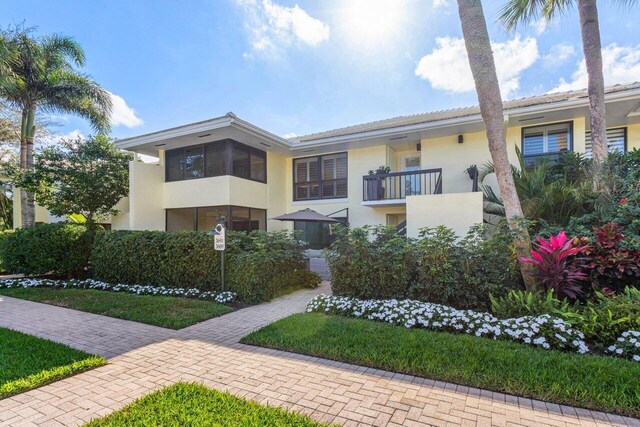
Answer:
top-left (498, 0), bottom-right (574, 30)
top-left (41, 34), bottom-right (85, 67)
top-left (41, 69), bottom-right (112, 132)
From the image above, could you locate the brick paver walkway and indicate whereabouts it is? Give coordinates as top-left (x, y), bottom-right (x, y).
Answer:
top-left (0, 284), bottom-right (637, 427)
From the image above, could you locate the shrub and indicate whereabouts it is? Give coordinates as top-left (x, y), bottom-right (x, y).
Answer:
top-left (491, 287), bottom-right (640, 347)
top-left (0, 223), bottom-right (93, 277)
top-left (326, 224), bottom-right (519, 310)
top-left (412, 225), bottom-right (520, 310)
top-left (490, 289), bottom-right (573, 319)
top-left (579, 223), bottom-right (640, 293)
top-left (325, 226), bottom-right (417, 300)
top-left (91, 230), bottom-right (317, 303)
top-left (520, 231), bottom-right (588, 299)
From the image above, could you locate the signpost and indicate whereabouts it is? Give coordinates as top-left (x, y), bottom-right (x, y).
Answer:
top-left (208, 219), bottom-right (226, 291)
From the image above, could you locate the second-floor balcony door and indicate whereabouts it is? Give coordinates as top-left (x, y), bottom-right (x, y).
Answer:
top-left (399, 153), bottom-right (421, 196)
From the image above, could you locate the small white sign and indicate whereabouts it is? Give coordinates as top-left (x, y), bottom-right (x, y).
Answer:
top-left (214, 234), bottom-right (225, 251)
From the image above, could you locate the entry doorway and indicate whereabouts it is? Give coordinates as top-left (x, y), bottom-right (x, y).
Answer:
top-left (398, 152), bottom-right (421, 196)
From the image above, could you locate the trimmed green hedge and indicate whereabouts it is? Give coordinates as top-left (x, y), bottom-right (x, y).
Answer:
top-left (326, 225), bottom-right (521, 310)
top-left (91, 230), bottom-right (319, 303)
top-left (0, 223), bottom-right (94, 277)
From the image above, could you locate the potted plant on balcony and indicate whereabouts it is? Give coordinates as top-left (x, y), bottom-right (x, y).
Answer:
top-left (366, 165), bottom-right (391, 200)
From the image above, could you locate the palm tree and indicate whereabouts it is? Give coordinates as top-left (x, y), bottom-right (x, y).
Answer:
top-left (499, 0), bottom-right (638, 166)
top-left (0, 26), bottom-right (112, 227)
top-left (455, 0), bottom-right (537, 290)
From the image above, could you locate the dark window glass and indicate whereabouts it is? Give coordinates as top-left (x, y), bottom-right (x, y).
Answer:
top-left (585, 128), bottom-right (626, 158)
top-left (205, 141), bottom-right (227, 176)
top-left (165, 140), bottom-right (266, 183)
top-left (294, 217), bottom-right (348, 250)
top-left (184, 146), bottom-right (204, 179)
top-left (293, 153), bottom-right (347, 201)
top-left (166, 208), bottom-right (195, 231)
top-left (166, 149), bottom-right (184, 181)
top-left (250, 152), bottom-right (266, 182)
top-left (230, 206), bottom-right (251, 231)
top-left (232, 144), bottom-right (250, 179)
top-left (167, 205), bottom-right (266, 232)
top-left (250, 208), bottom-right (266, 231)
top-left (197, 206), bottom-right (228, 232)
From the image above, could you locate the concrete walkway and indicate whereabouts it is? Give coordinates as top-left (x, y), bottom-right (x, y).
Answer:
top-left (0, 284), bottom-right (637, 427)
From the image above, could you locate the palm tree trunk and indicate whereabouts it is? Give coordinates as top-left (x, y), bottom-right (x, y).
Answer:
top-left (19, 105), bottom-right (36, 227)
top-left (456, 0), bottom-right (537, 291)
top-left (578, 0), bottom-right (607, 166)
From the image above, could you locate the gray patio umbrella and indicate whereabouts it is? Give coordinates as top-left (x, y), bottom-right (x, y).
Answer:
top-left (270, 208), bottom-right (340, 223)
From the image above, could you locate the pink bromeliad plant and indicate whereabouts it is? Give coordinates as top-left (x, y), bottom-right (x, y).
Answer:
top-left (520, 231), bottom-right (589, 300)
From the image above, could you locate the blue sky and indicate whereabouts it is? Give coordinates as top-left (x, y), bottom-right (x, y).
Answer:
top-left (3, 0), bottom-right (640, 140)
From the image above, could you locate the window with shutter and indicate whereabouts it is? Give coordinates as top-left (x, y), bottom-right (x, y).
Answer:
top-left (522, 122), bottom-right (573, 166)
top-left (293, 153), bottom-right (347, 201)
top-left (585, 128), bottom-right (626, 158)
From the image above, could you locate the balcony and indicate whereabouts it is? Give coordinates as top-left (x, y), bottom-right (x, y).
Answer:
top-left (362, 168), bottom-right (443, 206)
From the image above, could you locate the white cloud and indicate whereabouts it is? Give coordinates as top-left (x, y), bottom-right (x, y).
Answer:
top-left (236, 0), bottom-right (329, 60)
top-left (59, 129), bottom-right (84, 141)
top-left (542, 43), bottom-right (576, 68)
top-left (109, 92), bottom-right (143, 128)
top-left (282, 132), bottom-right (297, 139)
top-left (552, 44), bottom-right (640, 92)
top-left (433, 0), bottom-right (449, 9)
top-left (415, 36), bottom-right (539, 99)
top-left (532, 19), bottom-right (548, 35)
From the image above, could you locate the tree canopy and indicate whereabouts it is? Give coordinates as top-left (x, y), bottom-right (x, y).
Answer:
top-left (13, 135), bottom-right (132, 225)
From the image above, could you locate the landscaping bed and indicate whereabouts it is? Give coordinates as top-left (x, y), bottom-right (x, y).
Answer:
top-left (0, 327), bottom-right (106, 399)
top-left (84, 382), bottom-right (330, 426)
top-left (0, 286), bottom-right (233, 329)
top-left (241, 312), bottom-right (640, 418)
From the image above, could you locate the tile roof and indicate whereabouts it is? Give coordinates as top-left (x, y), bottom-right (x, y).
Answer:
top-left (297, 82), bottom-right (640, 142)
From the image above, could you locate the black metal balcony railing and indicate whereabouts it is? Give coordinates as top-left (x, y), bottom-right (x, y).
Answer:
top-left (362, 168), bottom-right (443, 202)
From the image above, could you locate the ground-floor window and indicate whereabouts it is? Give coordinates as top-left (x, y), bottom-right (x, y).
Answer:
top-left (166, 205), bottom-right (266, 232)
top-left (294, 217), bottom-right (348, 250)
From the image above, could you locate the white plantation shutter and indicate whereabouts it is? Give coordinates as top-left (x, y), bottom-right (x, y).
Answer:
top-left (585, 128), bottom-right (626, 158)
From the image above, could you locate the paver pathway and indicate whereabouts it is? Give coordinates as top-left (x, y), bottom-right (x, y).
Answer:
top-left (0, 283), bottom-right (637, 427)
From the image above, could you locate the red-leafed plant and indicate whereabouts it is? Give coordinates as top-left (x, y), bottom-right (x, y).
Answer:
top-left (580, 223), bottom-right (640, 293)
top-left (520, 231), bottom-right (589, 299)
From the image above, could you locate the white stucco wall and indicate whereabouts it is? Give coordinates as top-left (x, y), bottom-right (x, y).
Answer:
top-left (129, 161), bottom-right (165, 230)
top-left (406, 191), bottom-right (484, 238)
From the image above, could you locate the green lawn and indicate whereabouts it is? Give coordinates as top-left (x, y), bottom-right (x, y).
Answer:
top-left (0, 288), bottom-right (233, 329)
top-left (85, 382), bottom-right (331, 426)
top-left (0, 327), bottom-right (106, 399)
top-left (241, 313), bottom-right (640, 418)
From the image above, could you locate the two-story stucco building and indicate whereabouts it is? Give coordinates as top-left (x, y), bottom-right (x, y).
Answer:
top-left (15, 83), bottom-right (640, 248)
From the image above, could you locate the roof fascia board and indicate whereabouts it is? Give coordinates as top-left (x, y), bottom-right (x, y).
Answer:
top-left (115, 116), bottom-right (234, 150)
top-left (229, 117), bottom-right (292, 149)
top-left (115, 116), bottom-right (292, 151)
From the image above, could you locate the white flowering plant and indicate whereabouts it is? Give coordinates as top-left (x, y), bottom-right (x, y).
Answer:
top-left (307, 295), bottom-right (589, 354)
top-left (607, 330), bottom-right (640, 362)
top-left (0, 278), bottom-right (237, 304)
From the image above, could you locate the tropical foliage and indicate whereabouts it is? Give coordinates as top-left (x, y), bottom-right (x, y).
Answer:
top-left (520, 231), bottom-right (588, 299)
top-left (0, 25), bottom-right (112, 226)
top-left (481, 149), bottom-right (595, 228)
top-left (12, 135), bottom-right (132, 226)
